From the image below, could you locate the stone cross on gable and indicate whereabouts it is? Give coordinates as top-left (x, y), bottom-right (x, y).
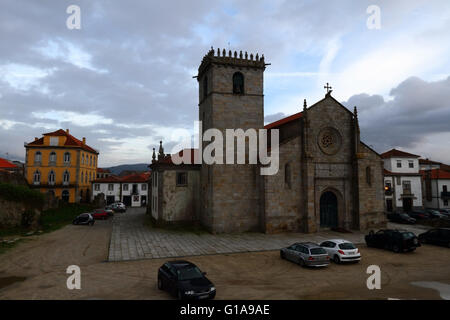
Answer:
top-left (324, 82), bottom-right (332, 93)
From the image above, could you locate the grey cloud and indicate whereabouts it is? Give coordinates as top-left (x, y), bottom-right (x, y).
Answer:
top-left (342, 76), bottom-right (450, 162)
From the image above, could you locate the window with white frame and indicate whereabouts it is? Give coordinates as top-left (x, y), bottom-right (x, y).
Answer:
top-left (49, 151), bottom-right (57, 165)
top-left (396, 160), bottom-right (402, 168)
top-left (123, 184), bottom-right (129, 191)
top-left (49, 137), bottom-right (59, 146)
top-left (33, 170), bottom-right (41, 184)
top-left (34, 151), bottom-right (42, 163)
top-left (48, 170), bottom-right (55, 185)
top-left (408, 160), bottom-right (414, 168)
top-left (141, 184), bottom-right (147, 191)
top-left (94, 184), bottom-right (100, 191)
top-left (64, 152), bottom-right (71, 164)
top-left (63, 170), bottom-right (70, 185)
top-left (108, 184), bottom-right (114, 191)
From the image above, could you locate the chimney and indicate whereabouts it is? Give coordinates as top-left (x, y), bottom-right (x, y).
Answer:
top-left (34, 137), bottom-right (38, 141)
top-left (82, 137), bottom-right (86, 144)
top-left (66, 129), bottom-right (70, 134)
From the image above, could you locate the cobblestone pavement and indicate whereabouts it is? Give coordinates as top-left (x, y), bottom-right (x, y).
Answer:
top-left (108, 207), bottom-right (428, 262)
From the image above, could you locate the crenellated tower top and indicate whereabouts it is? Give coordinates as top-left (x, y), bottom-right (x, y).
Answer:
top-left (197, 47), bottom-right (267, 80)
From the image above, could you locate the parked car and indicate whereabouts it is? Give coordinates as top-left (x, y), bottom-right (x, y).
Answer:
top-left (280, 242), bottom-right (330, 267)
top-left (72, 213), bottom-right (94, 226)
top-left (103, 207), bottom-right (114, 216)
top-left (320, 239), bottom-right (361, 263)
top-left (157, 260), bottom-right (216, 300)
top-left (407, 210), bottom-right (430, 220)
top-left (111, 202), bottom-right (126, 212)
top-left (387, 212), bottom-right (416, 224)
top-left (438, 209), bottom-right (450, 217)
top-left (426, 209), bottom-right (447, 219)
top-left (365, 229), bottom-right (420, 253)
top-left (92, 209), bottom-right (109, 220)
top-left (419, 228), bottom-right (450, 247)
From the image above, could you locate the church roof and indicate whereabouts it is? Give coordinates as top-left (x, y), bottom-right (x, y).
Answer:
top-left (264, 111), bottom-right (303, 129)
top-left (381, 149), bottom-right (420, 159)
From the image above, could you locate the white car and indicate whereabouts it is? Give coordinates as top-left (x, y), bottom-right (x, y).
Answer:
top-left (319, 239), bottom-right (361, 264)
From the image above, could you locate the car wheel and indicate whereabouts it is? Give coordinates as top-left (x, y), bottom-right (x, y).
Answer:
top-left (393, 244), bottom-right (400, 253)
top-left (280, 251), bottom-right (285, 259)
top-left (420, 238), bottom-right (426, 244)
top-left (447, 242), bottom-right (450, 248)
top-left (299, 258), bottom-right (305, 267)
top-left (333, 255), bottom-right (340, 264)
top-left (157, 278), bottom-right (163, 290)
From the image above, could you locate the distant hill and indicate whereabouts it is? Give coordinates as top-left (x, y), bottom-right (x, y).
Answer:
top-left (104, 163), bottom-right (149, 175)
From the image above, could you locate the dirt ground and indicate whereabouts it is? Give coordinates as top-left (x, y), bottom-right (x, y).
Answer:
top-left (0, 220), bottom-right (449, 300)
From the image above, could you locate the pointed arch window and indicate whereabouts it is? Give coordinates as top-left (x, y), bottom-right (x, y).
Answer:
top-left (34, 151), bottom-right (42, 164)
top-left (232, 72), bottom-right (244, 94)
top-left (81, 154), bottom-right (85, 165)
top-left (48, 170), bottom-right (55, 185)
top-left (49, 151), bottom-right (57, 165)
top-left (33, 170), bottom-right (41, 185)
top-left (63, 170), bottom-right (70, 185)
top-left (80, 171), bottom-right (84, 184)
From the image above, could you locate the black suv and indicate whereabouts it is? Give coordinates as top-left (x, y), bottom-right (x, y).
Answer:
top-left (157, 260), bottom-right (216, 300)
top-left (419, 228), bottom-right (450, 248)
top-left (365, 229), bottom-right (420, 253)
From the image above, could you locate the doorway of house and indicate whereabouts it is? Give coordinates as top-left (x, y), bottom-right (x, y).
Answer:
top-left (402, 198), bottom-right (413, 212)
top-left (320, 191), bottom-right (338, 228)
top-left (122, 195), bottom-right (132, 207)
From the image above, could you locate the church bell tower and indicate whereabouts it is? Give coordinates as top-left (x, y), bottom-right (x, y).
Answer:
top-left (196, 47), bottom-right (267, 233)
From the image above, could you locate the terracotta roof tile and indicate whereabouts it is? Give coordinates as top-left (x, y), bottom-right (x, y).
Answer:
top-left (381, 148), bottom-right (420, 159)
top-left (0, 157), bottom-right (17, 168)
top-left (26, 129), bottom-right (98, 154)
top-left (420, 169), bottom-right (450, 179)
top-left (264, 111), bottom-right (303, 129)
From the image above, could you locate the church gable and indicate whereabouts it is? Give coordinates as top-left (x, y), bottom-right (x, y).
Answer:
top-left (306, 95), bottom-right (355, 162)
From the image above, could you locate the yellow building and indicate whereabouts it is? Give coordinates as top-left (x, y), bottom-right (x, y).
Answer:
top-left (24, 129), bottom-right (99, 203)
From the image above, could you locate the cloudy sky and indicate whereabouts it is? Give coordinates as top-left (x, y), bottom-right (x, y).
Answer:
top-left (1, 0), bottom-right (449, 167)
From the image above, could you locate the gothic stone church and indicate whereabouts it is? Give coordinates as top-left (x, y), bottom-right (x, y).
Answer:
top-left (149, 48), bottom-right (386, 234)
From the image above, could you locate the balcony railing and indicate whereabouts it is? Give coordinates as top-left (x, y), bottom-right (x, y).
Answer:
top-left (441, 191), bottom-right (450, 200)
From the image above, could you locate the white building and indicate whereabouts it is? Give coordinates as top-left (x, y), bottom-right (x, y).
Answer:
top-left (420, 162), bottom-right (450, 210)
top-left (92, 172), bottom-right (150, 207)
top-left (382, 149), bottom-right (423, 212)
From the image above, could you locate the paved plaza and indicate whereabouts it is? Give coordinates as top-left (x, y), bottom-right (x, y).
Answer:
top-left (108, 207), bottom-right (429, 262)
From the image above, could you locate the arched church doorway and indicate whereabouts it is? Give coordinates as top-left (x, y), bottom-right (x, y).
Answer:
top-left (320, 191), bottom-right (338, 228)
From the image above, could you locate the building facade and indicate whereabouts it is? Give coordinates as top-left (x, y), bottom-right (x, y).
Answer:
top-left (421, 167), bottom-right (450, 210)
top-left (148, 48), bottom-right (386, 234)
top-left (24, 129), bottom-right (99, 203)
top-left (92, 172), bottom-right (150, 207)
top-left (382, 149), bottom-right (423, 212)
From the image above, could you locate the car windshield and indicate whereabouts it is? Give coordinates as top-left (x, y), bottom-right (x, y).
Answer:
top-left (177, 266), bottom-right (204, 281)
top-left (402, 232), bottom-right (415, 239)
top-left (338, 243), bottom-right (356, 250)
top-left (310, 248), bottom-right (327, 255)
top-left (400, 214), bottom-right (410, 218)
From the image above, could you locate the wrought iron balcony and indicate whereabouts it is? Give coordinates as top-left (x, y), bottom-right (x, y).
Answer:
top-left (441, 191), bottom-right (450, 200)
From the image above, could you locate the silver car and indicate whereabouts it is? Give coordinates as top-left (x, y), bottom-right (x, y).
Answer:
top-left (280, 242), bottom-right (330, 267)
